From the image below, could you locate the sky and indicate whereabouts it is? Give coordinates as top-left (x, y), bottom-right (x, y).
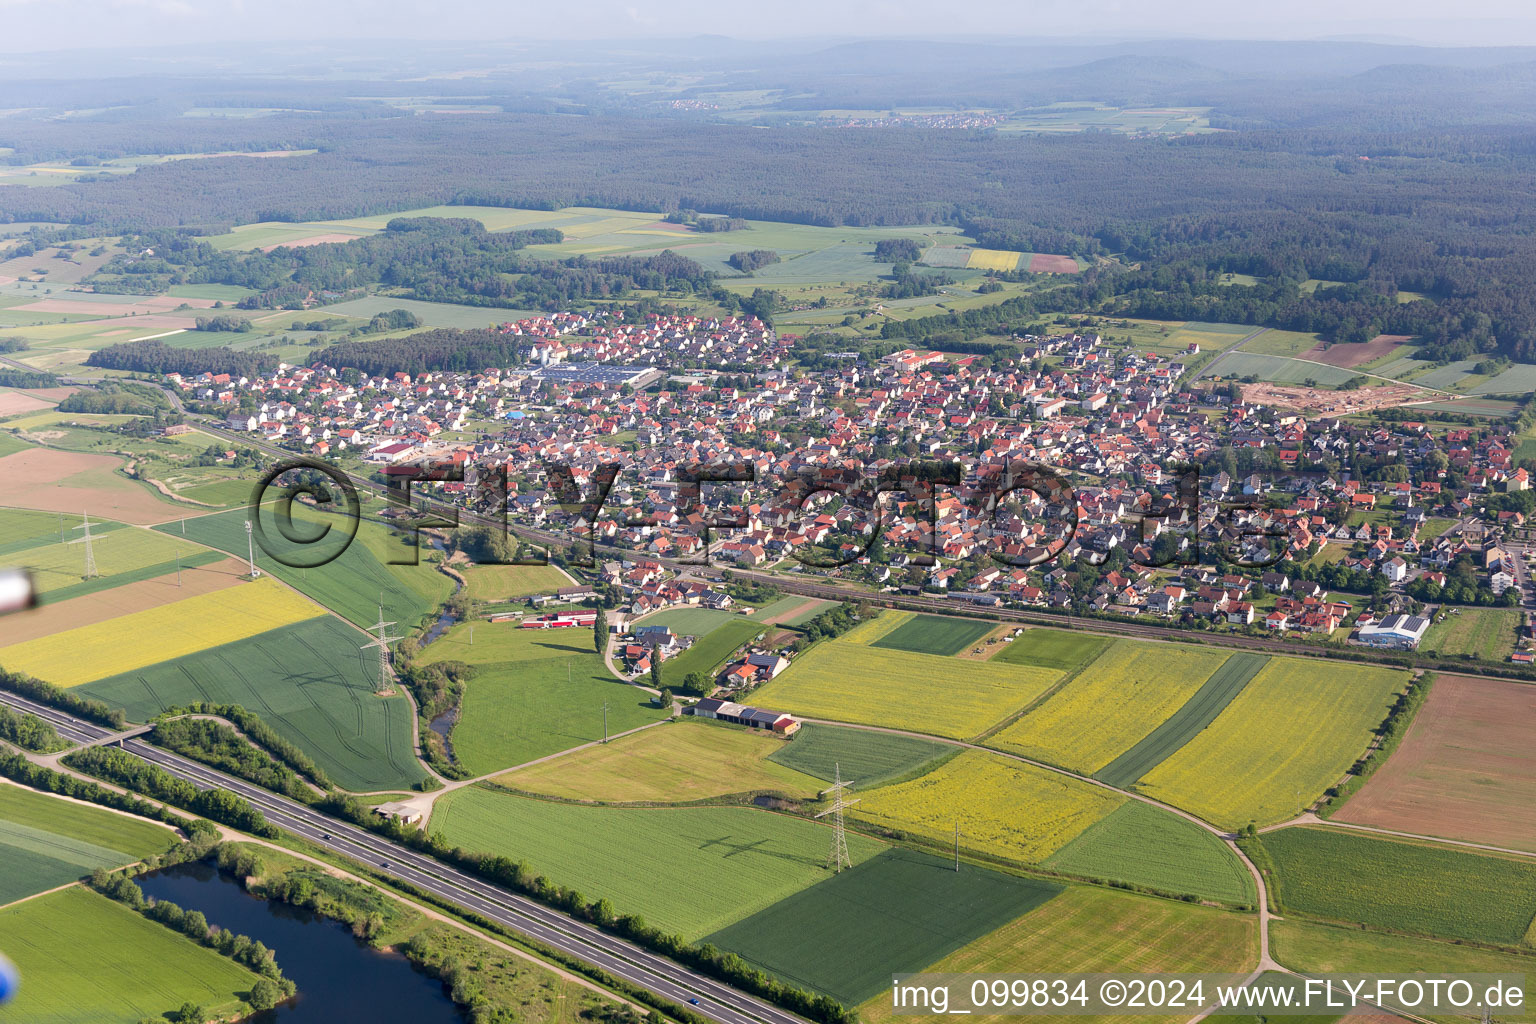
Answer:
top-left (1, 0), bottom-right (1535, 52)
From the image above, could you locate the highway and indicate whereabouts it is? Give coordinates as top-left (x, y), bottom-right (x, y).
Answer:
top-left (0, 689), bottom-right (809, 1024)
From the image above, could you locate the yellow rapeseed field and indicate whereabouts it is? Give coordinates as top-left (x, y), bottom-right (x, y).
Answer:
top-left (988, 641), bottom-right (1229, 774)
top-left (965, 248), bottom-right (1023, 271)
top-left (752, 639), bottom-right (1061, 739)
top-left (854, 749), bottom-right (1125, 864)
top-left (0, 577), bottom-right (325, 687)
top-left (1137, 658), bottom-right (1407, 829)
top-left (841, 610), bottom-right (913, 646)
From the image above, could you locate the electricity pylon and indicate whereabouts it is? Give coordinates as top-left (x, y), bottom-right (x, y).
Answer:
top-left (69, 511), bottom-right (104, 580)
top-left (361, 607), bottom-right (402, 696)
top-left (815, 762), bottom-right (858, 872)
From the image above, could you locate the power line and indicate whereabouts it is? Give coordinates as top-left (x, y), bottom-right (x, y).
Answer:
top-left (68, 510), bottom-right (104, 580)
top-left (815, 762), bottom-right (858, 873)
top-left (360, 606), bottom-right (402, 696)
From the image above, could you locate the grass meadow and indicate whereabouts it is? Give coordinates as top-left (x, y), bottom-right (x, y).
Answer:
top-left (753, 639), bottom-right (1061, 740)
top-left (989, 628), bottom-right (1110, 673)
top-left (430, 787), bottom-right (881, 938)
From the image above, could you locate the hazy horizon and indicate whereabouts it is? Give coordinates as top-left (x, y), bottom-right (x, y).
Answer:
top-left (2, 1), bottom-right (1536, 55)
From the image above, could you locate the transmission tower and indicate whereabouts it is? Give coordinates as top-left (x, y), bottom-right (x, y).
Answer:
top-left (815, 762), bottom-right (859, 872)
top-left (243, 520), bottom-right (261, 579)
top-left (360, 607), bottom-right (402, 695)
top-left (69, 511), bottom-right (105, 580)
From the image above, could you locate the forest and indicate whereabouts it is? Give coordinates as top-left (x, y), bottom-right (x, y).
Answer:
top-left (5, 56), bottom-right (1536, 358)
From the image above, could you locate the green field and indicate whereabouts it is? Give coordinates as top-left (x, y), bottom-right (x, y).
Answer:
top-left (419, 620), bottom-right (666, 775)
top-left (869, 614), bottom-right (995, 656)
top-left (460, 561), bottom-right (570, 602)
top-left (1265, 826), bottom-right (1536, 945)
top-left (634, 606), bottom-right (742, 636)
top-left (767, 724), bottom-right (954, 790)
top-left (989, 628), bottom-right (1110, 673)
top-left (662, 619), bottom-right (765, 687)
top-left (430, 787), bottom-right (881, 938)
top-left (1272, 919), bottom-right (1536, 1024)
top-left (77, 616), bottom-right (426, 791)
top-left (859, 885), bottom-right (1257, 1024)
top-left (0, 885), bottom-right (263, 1023)
top-left (1241, 329), bottom-right (1327, 358)
top-left (1041, 800), bottom-right (1256, 905)
top-left (10, 522), bottom-right (209, 597)
top-left (1419, 607), bottom-right (1520, 662)
top-left (1093, 653), bottom-right (1270, 789)
top-left (1213, 353), bottom-right (1359, 386)
top-left (497, 719), bottom-right (819, 802)
top-left (0, 783), bottom-right (178, 905)
top-left (316, 295), bottom-right (536, 329)
top-left (158, 504), bottom-right (452, 630)
top-left (703, 848), bottom-right (1062, 1005)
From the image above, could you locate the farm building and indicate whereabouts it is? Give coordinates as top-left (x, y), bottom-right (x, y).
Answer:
top-left (520, 610), bottom-right (598, 629)
top-left (691, 697), bottom-right (800, 735)
top-left (1354, 613), bottom-right (1430, 650)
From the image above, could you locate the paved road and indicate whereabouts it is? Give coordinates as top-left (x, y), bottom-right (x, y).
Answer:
top-left (0, 690), bottom-right (808, 1024)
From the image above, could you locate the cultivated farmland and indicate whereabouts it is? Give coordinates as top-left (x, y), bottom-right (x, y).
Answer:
top-left (9, 519), bottom-right (207, 597)
top-left (0, 783), bottom-right (179, 905)
top-left (1094, 653), bottom-right (1269, 788)
top-left (634, 606), bottom-right (742, 636)
top-left (495, 719), bottom-right (820, 803)
top-left (869, 613), bottom-right (996, 656)
top-left (752, 640), bottom-right (1062, 739)
top-left (989, 641), bottom-right (1230, 774)
top-left (0, 446), bottom-right (180, 524)
top-left (1336, 674), bottom-right (1536, 853)
top-left (1264, 826), bottom-right (1536, 945)
top-left (853, 750), bottom-right (1124, 864)
top-left (704, 848), bottom-right (1062, 1006)
top-left (1271, 919), bottom-right (1536, 1024)
top-left (430, 787), bottom-right (881, 938)
top-left (1041, 800), bottom-right (1256, 905)
top-left (160, 504), bottom-right (452, 630)
top-left (1136, 658), bottom-right (1406, 828)
top-left (419, 620), bottom-right (666, 776)
top-left (965, 248), bottom-right (1023, 271)
top-left (0, 576), bottom-right (324, 688)
top-left (840, 610), bottom-right (912, 645)
top-left (78, 615), bottom-right (426, 791)
top-left (767, 723), bottom-right (954, 789)
top-left (0, 886), bottom-right (263, 1023)
top-left (859, 886), bottom-right (1257, 1024)
top-left (990, 628), bottom-right (1109, 673)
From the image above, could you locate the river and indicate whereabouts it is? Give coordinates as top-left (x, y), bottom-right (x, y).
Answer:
top-left (136, 863), bottom-right (465, 1023)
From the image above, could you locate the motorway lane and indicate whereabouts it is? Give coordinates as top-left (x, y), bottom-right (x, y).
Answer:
top-left (0, 689), bottom-right (805, 1024)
